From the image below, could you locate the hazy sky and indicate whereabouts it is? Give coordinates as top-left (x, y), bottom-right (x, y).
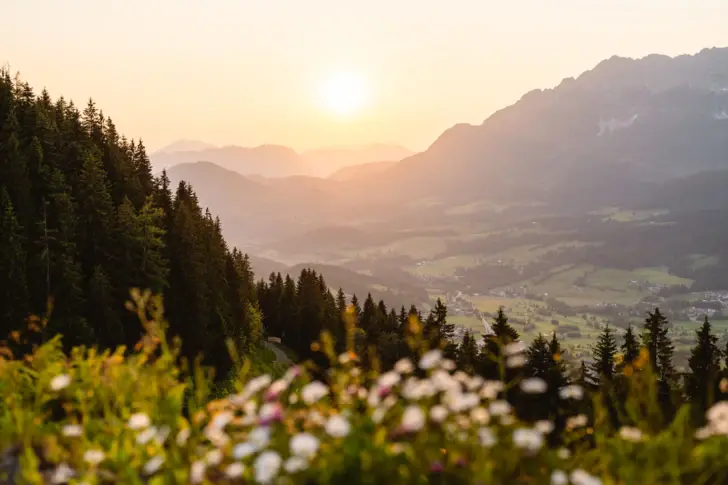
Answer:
top-left (2, 1), bottom-right (726, 152)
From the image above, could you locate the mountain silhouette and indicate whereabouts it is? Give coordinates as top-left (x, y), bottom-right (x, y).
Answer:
top-left (366, 47), bottom-right (728, 207)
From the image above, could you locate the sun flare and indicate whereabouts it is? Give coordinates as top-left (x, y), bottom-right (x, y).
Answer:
top-left (319, 71), bottom-right (369, 117)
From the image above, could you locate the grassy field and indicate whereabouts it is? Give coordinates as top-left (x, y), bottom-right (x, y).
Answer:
top-left (688, 253), bottom-right (720, 270)
top-left (407, 241), bottom-right (595, 278)
top-left (591, 207), bottom-right (669, 222)
top-left (522, 264), bottom-right (693, 306)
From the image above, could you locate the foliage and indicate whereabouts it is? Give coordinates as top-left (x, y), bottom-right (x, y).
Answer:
top-left (2, 295), bottom-right (728, 485)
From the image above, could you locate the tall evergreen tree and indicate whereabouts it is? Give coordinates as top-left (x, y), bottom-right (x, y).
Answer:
top-left (590, 324), bottom-right (618, 382)
top-left (360, 293), bottom-right (378, 341)
top-left (620, 324), bottom-right (640, 370)
top-left (642, 308), bottom-right (675, 381)
top-left (490, 307), bottom-right (520, 341)
top-left (480, 307), bottom-right (520, 378)
top-left (456, 330), bottom-right (479, 373)
top-left (350, 294), bottom-right (361, 320)
top-left (686, 317), bottom-right (721, 418)
top-left (0, 188), bottom-right (29, 336)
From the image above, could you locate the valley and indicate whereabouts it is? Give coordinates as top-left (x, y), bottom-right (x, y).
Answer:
top-left (154, 48), bottom-right (728, 367)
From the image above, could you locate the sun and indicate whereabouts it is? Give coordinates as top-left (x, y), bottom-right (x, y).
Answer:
top-left (319, 71), bottom-right (369, 117)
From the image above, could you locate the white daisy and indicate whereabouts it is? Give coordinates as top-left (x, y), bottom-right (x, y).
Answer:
top-left (61, 424), bottom-right (83, 437)
top-left (520, 377), bottom-right (547, 394)
top-left (551, 469), bottom-right (568, 485)
top-left (190, 461), bottom-right (206, 484)
top-left (619, 426), bottom-right (643, 442)
top-left (143, 456), bottom-right (165, 475)
top-left (488, 400), bottom-right (512, 417)
top-left (51, 463), bottom-right (75, 484)
top-left (233, 442), bottom-right (256, 459)
top-left (430, 405), bottom-right (449, 423)
top-left (225, 462), bottom-right (245, 479)
top-left (512, 428), bottom-right (544, 452)
top-left (478, 427), bottom-right (497, 447)
top-left (394, 358), bottom-right (414, 374)
top-left (534, 420), bottom-right (554, 435)
top-left (128, 412), bottom-right (151, 430)
top-left (254, 451), bottom-right (282, 484)
top-left (83, 449), bottom-right (105, 466)
top-left (50, 374), bottom-right (71, 391)
top-left (401, 406), bottom-right (425, 432)
top-left (283, 456), bottom-right (308, 474)
top-left (325, 414), bottom-right (351, 438)
top-left (419, 349), bottom-right (442, 370)
top-left (290, 432), bottom-right (320, 459)
top-left (301, 381), bottom-right (329, 404)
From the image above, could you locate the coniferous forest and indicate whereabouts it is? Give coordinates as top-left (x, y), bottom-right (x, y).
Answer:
top-left (3, 70), bottom-right (728, 417)
top-left (0, 70), bottom-right (453, 381)
top-left (5, 71), bottom-right (728, 484)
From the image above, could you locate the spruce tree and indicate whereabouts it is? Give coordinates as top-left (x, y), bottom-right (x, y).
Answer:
top-left (642, 308), bottom-right (675, 381)
top-left (398, 306), bottom-right (408, 331)
top-left (590, 324), bottom-right (618, 382)
top-left (360, 293), bottom-right (378, 341)
top-left (457, 330), bottom-right (479, 373)
top-left (480, 307), bottom-right (520, 378)
top-left (490, 307), bottom-right (520, 341)
top-left (350, 294), bottom-right (361, 320)
top-left (686, 316), bottom-right (721, 417)
top-left (0, 188), bottom-right (29, 336)
top-left (621, 324), bottom-right (640, 369)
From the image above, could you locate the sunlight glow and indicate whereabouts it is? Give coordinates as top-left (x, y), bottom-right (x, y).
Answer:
top-left (319, 71), bottom-right (369, 118)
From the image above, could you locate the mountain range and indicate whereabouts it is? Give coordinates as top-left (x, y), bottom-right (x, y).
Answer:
top-left (165, 47), bottom-right (728, 303)
top-left (152, 142), bottom-right (414, 178)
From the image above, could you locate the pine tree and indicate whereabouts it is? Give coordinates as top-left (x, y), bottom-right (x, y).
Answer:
top-left (0, 109), bottom-right (33, 232)
top-left (526, 334), bottom-right (553, 379)
top-left (642, 308), bottom-right (675, 381)
top-left (0, 188), bottom-right (29, 336)
top-left (360, 293), bottom-right (378, 341)
top-left (686, 317), bottom-right (721, 417)
top-left (429, 298), bottom-right (454, 345)
top-left (398, 306), bottom-right (408, 332)
top-left (350, 294), bottom-right (361, 320)
top-left (621, 324), bottom-right (640, 369)
top-left (590, 324), bottom-right (618, 382)
top-left (457, 330), bottom-right (479, 373)
top-left (86, 265), bottom-right (120, 346)
top-left (491, 307), bottom-right (520, 341)
top-left (335, 288), bottom-right (347, 317)
top-left (480, 307), bottom-right (520, 378)
top-left (77, 149), bottom-right (115, 273)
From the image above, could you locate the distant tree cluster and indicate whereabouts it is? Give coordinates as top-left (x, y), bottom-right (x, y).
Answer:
top-left (447, 306), bottom-right (728, 432)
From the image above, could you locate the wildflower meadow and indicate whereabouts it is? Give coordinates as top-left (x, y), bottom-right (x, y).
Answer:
top-left (1, 293), bottom-right (728, 485)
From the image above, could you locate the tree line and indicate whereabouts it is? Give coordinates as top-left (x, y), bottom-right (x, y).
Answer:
top-left (0, 72), bottom-right (261, 378)
top-left (451, 306), bottom-right (728, 433)
top-left (3, 71), bottom-right (727, 432)
top-left (0, 71), bottom-right (451, 382)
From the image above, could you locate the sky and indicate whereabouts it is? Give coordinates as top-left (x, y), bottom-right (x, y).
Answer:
top-left (2, 0), bottom-right (727, 153)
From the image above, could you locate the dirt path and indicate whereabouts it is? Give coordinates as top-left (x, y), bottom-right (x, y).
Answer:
top-left (264, 341), bottom-right (293, 366)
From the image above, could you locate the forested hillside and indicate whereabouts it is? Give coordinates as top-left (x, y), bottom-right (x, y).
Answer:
top-left (0, 71), bottom-right (444, 380)
top-left (0, 71), bottom-right (263, 377)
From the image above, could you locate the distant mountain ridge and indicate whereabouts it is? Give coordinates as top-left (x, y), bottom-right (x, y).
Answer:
top-left (153, 144), bottom-right (306, 177)
top-left (302, 144), bottom-right (413, 176)
top-left (152, 142), bottom-right (414, 178)
top-left (155, 139), bottom-right (217, 154)
top-left (367, 47), bottom-right (728, 206)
